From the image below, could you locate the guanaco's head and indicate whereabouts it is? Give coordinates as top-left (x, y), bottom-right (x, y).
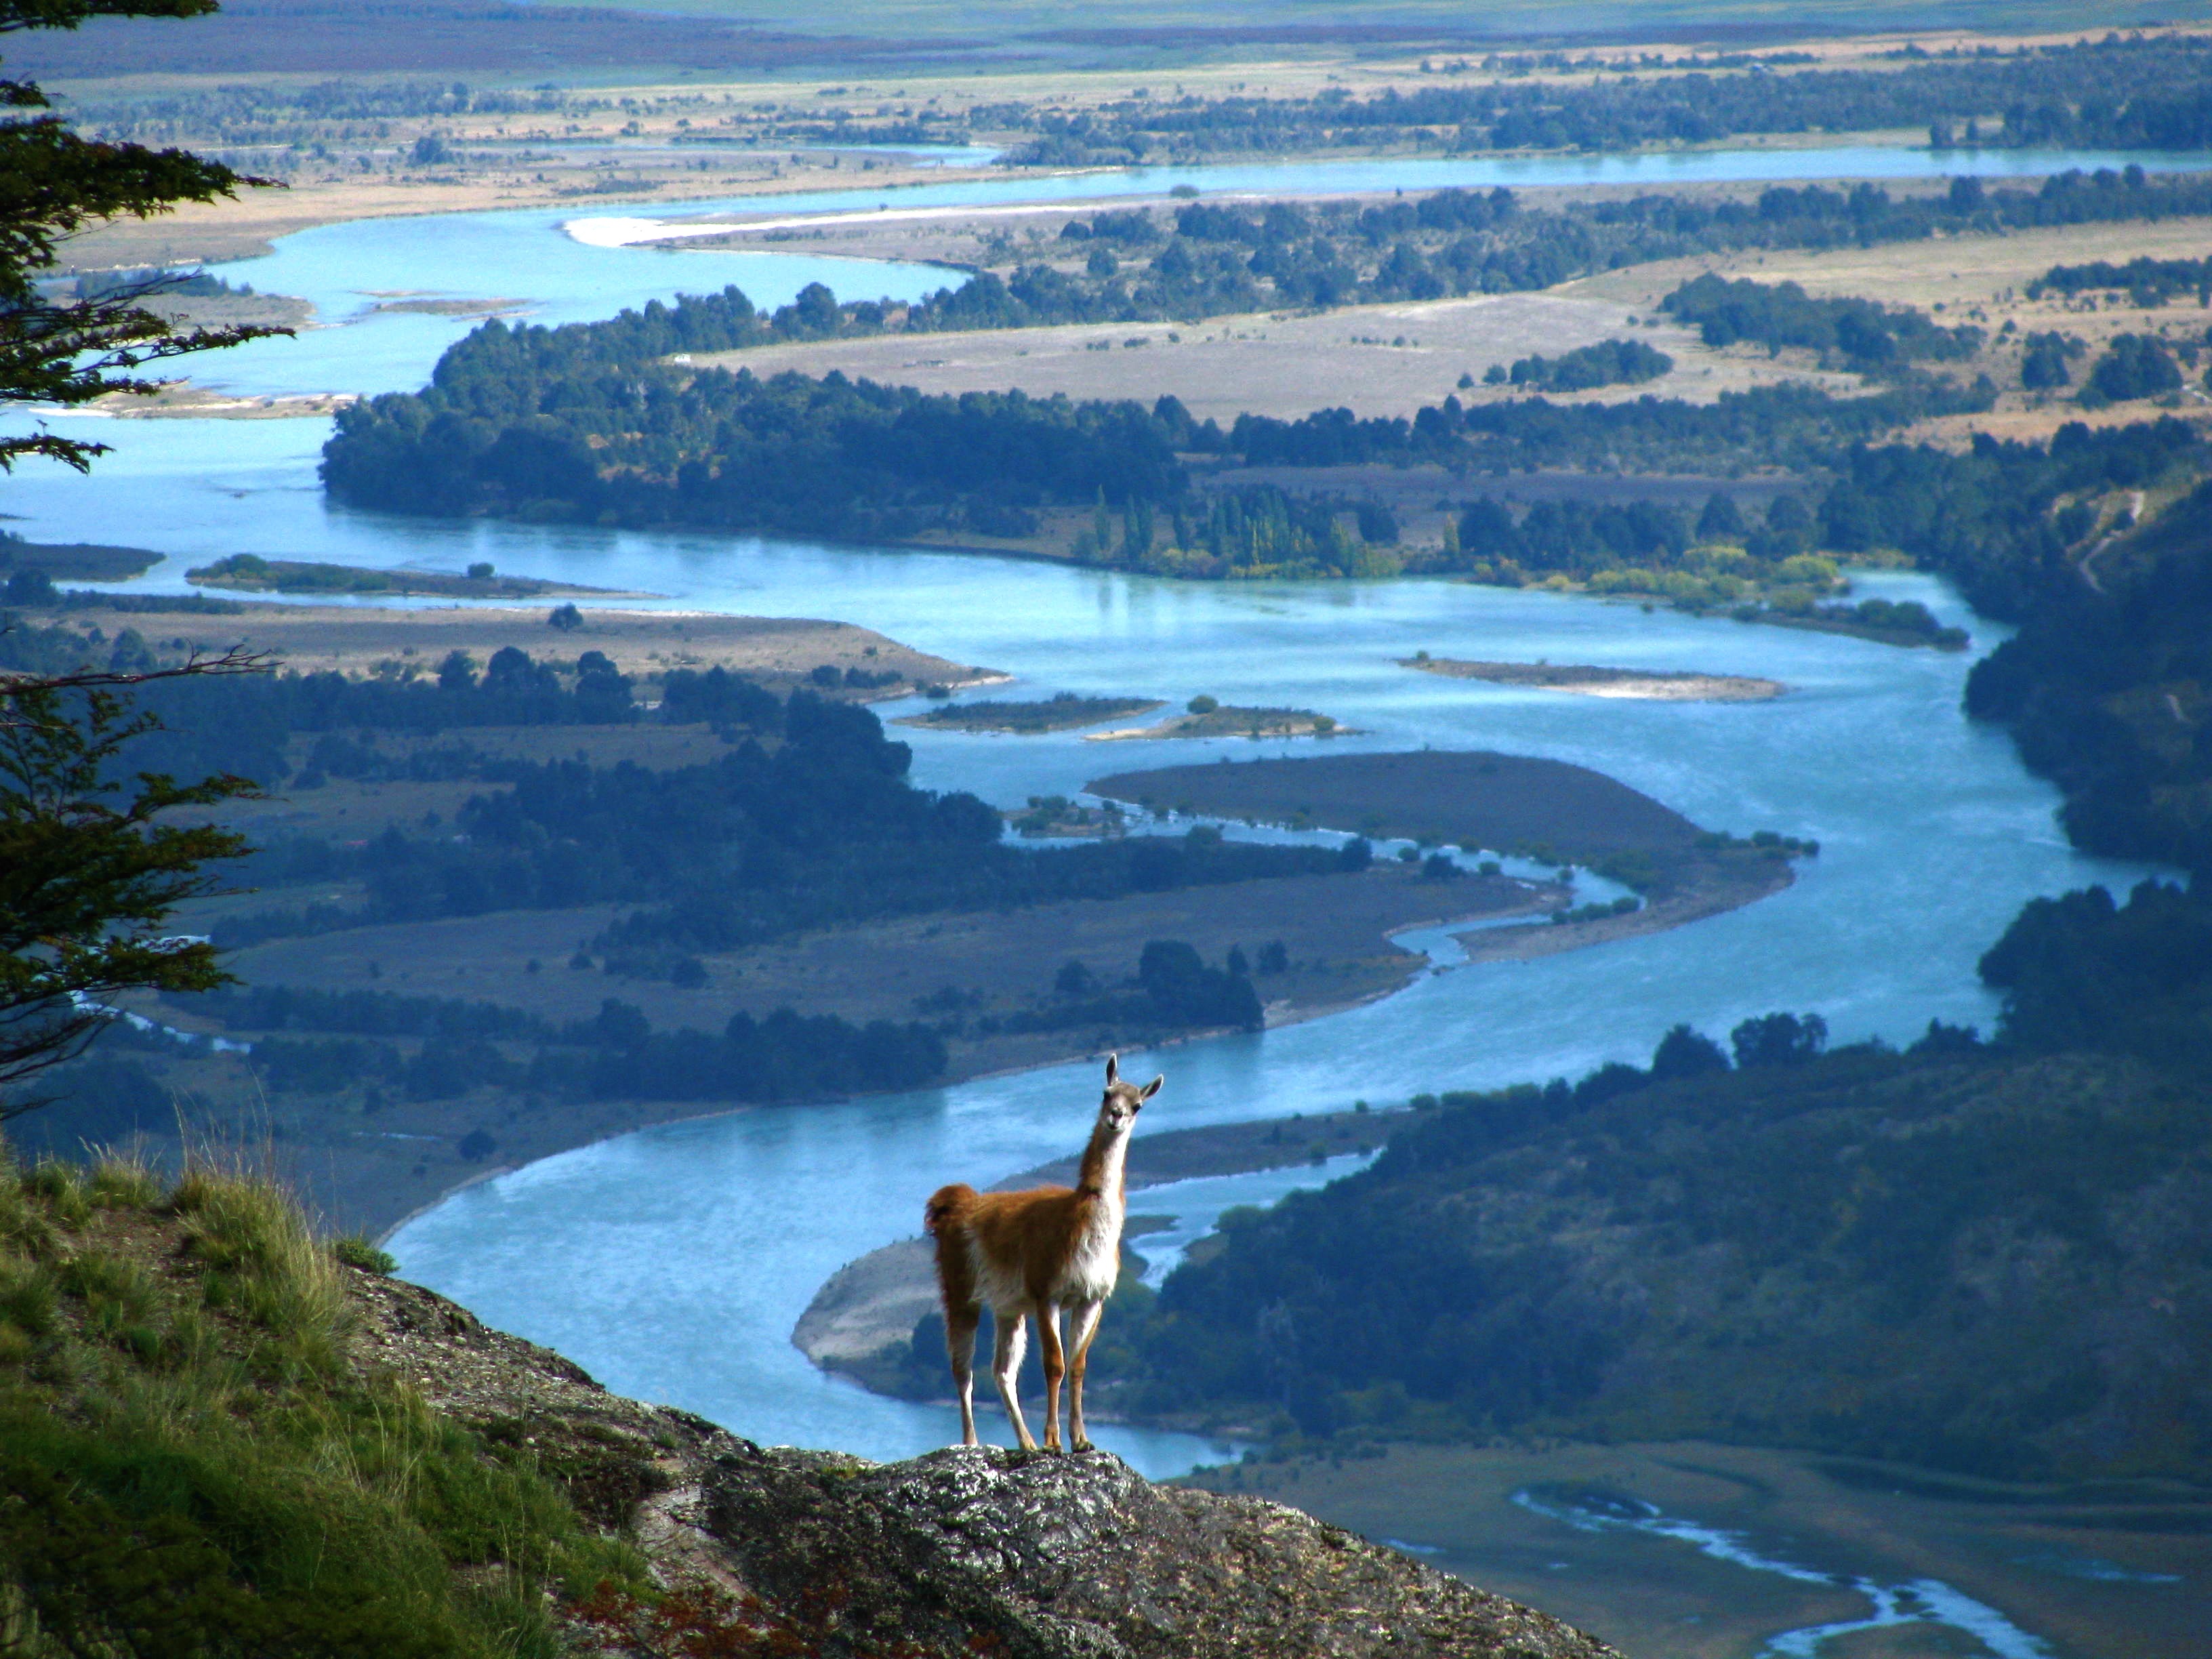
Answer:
top-left (1099, 1053), bottom-right (1163, 1132)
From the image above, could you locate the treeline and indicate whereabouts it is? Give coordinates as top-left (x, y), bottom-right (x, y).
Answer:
top-left (1103, 871), bottom-right (2212, 1474)
top-left (204, 685), bottom-right (1363, 953)
top-left (325, 361), bottom-right (1195, 541)
top-left (1231, 377), bottom-right (1994, 476)
top-left (1965, 472), bottom-right (2212, 871)
top-left (994, 35), bottom-right (2212, 163)
top-left (226, 995), bottom-right (951, 1110)
top-left (1102, 1004), bottom-right (2209, 1479)
top-left (1822, 417), bottom-right (2202, 619)
top-left (1660, 274), bottom-right (1982, 370)
top-left (1492, 337), bottom-right (1671, 390)
top-left (2029, 254), bottom-right (2212, 306)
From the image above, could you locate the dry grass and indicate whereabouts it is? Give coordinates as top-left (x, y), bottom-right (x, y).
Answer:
top-left (49, 598), bottom-right (994, 691)
top-left (700, 291), bottom-right (1832, 424)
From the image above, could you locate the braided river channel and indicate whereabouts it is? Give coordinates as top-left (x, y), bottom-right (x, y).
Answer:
top-left (11, 142), bottom-right (2200, 1647)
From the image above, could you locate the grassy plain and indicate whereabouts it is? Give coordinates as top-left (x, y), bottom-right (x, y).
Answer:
top-left (47, 598), bottom-right (992, 693)
top-left (1181, 1441), bottom-right (2211, 1659)
top-left (691, 290), bottom-right (1788, 424)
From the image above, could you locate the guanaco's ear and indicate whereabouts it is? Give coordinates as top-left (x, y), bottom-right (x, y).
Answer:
top-left (1139, 1075), bottom-right (1163, 1101)
top-left (1105, 1053), bottom-right (1120, 1085)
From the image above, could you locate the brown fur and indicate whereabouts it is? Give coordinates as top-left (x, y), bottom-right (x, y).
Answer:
top-left (924, 1054), bottom-right (1161, 1452)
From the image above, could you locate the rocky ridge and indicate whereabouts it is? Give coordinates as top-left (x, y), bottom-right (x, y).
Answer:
top-left (359, 1271), bottom-right (1618, 1658)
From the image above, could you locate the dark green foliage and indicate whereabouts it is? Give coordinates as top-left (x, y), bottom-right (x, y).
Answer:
top-left (1650, 1023), bottom-right (1728, 1080)
top-left (1729, 1010), bottom-right (1828, 1069)
top-left (2029, 255), bottom-right (2212, 306)
top-left (2020, 331), bottom-right (2080, 391)
top-left (1981, 880), bottom-right (2212, 1069)
top-left (1818, 417), bottom-right (2202, 619)
top-left (1450, 493), bottom-right (1691, 578)
top-left (1504, 338), bottom-right (1672, 391)
top-left (1111, 1030), bottom-right (2212, 1479)
top-left (1965, 471), bottom-right (2212, 869)
top-left (0, 0), bottom-right (288, 472)
top-left (998, 37), bottom-right (2212, 163)
top-left (0, 669), bottom-right (258, 1111)
top-left (1136, 941), bottom-right (1261, 1032)
top-left (325, 339), bottom-right (1191, 539)
top-left (1660, 274), bottom-right (1982, 369)
top-left (1235, 377), bottom-right (1994, 480)
top-left (2080, 333), bottom-right (2184, 406)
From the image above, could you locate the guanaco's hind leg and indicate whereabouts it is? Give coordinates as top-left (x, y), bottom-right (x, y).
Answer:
top-left (1065, 1298), bottom-right (1105, 1453)
top-left (991, 1310), bottom-right (1038, 1451)
top-left (943, 1303), bottom-right (981, 1448)
top-left (1033, 1299), bottom-right (1067, 1452)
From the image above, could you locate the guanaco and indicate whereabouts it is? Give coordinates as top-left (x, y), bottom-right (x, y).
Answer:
top-left (924, 1054), bottom-right (1162, 1452)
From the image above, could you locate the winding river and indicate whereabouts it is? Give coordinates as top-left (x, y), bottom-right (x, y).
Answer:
top-left (9, 146), bottom-right (2185, 1487)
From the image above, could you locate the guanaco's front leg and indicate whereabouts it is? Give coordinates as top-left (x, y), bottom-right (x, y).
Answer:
top-left (1033, 1298), bottom-right (1067, 1452)
top-left (1065, 1298), bottom-right (1105, 1453)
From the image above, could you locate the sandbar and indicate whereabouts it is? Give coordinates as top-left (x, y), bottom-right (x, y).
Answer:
top-left (1406, 657), bottom-right (1784, 701)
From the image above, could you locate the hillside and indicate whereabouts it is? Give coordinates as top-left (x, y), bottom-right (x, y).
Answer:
top-left (0, 1149), bottom-right (1617, 1657)
top-left (1099, 1030), bottom-right (2212, 1482)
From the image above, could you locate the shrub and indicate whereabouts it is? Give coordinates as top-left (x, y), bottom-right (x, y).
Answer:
top-left (333, 1235), bottom-right (397, 1275)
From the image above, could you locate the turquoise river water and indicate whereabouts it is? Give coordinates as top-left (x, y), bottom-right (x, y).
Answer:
top-left (5, 148), bottom-right (2186, 1521)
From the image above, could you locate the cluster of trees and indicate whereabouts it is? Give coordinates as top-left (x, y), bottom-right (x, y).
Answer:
top-left (2020, 329), bottom-right (2087, 390)
top-left (1965, 471), bottom-right (2212, 872)
top-left (1820, 417), bottom-right (2202, 618)
top-left (2079, 333), bottom-right (2185, 406)
top-left (1659, 274), bottom-right (1982, 369)
top-left (1233, 377), bottom-right (1992, 476)
top-left (994, 35), bottom-right (2212, 162)
top-left (1980, 879), bottom-right (2212, 1069)
top-left (1103, 980), bottom-right (2209, 1477)
top-left (989, 940), bottom-right (1265, 1040)
top-left (325, 167), bottom-right (2212, 524)
top-left (1125, 487), bottom-right (1400, 579)
top-left (326, 359), bottom-right (1194, 540)
top-left (1489, 337), bottom-right (1671, 391)
top-left (1451, 495), bottom-right (1696, 578)
top-left (234, 994), bottom-right (945, 1107)
top-left (203, 684), bottom-right (1366, 954)
top-left (2028, 254), bottom-right (2212, 306)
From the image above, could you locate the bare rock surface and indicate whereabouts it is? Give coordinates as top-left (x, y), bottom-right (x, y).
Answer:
top-left (705, 1441), bottom-right (1618, 1659)
top-left (354, 1271), bottom-right (1618, 1658)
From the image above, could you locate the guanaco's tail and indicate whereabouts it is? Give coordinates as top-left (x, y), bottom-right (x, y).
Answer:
top-left (924, 1183), bottom-right (977, 1237)
top-left (925, 1183), bottom-right (981, 1313)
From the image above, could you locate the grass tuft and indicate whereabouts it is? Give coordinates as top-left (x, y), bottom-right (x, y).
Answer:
top-left (88, 1153), bottom-right (162, 1211)
top-left (171, 1164), bottom-right (351, 1372)
top-left (0, 1151), bottom-right (651, 1655)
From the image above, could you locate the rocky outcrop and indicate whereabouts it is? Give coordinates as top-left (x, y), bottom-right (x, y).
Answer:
top-left (702, 1441), bottom-right (1614, 1659)
top-left (355, 1272), bottom-right (1617, 1659)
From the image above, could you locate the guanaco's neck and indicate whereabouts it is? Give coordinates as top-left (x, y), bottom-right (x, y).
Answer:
top-left (1074, 1114), bottom-right (1132, 1205)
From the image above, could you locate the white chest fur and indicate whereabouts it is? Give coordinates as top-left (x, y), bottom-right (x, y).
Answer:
top-left (1057, 1195), bottom-right (1124, 1304)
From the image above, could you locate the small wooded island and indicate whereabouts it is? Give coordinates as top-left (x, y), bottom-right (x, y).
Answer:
top-left (897, 693), bottom-right (1165, 733)
top-left (186, 554), bottom-right (645, 600)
